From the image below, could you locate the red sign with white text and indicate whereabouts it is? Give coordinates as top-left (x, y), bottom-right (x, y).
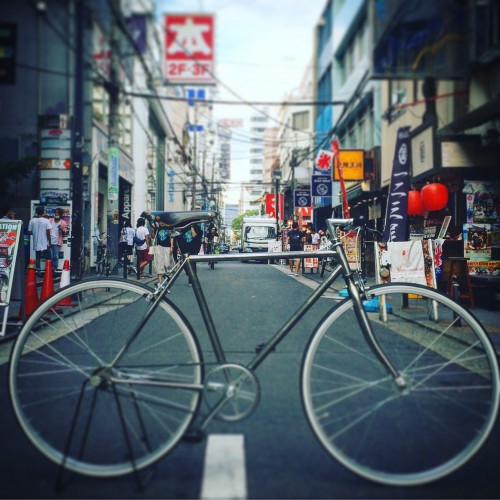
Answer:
top-left (165, 14), bottom-right (215, 84)
top-left (266, 194), bottom-right (284, 221)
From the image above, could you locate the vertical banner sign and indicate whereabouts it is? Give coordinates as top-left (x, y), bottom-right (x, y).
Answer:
top-left (108, 147), bottom-right (119, 201)
top-left (265, 193), bottom-right (284, 220)
top-left (165, 14), bottom-right (215, 84)
top-left (383, 126), bottom-right (412, 242)
top-left (294, 189), bottom-right (312, 209)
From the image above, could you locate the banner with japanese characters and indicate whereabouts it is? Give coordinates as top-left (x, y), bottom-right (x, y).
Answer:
top-left (314, 150), bottom-right (333, 175)
top-left (165, 14), bottom-right (215, 84)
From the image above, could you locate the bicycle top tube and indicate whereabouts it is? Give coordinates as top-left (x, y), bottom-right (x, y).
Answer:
top-left (188, 249), bottom-right (339, 264)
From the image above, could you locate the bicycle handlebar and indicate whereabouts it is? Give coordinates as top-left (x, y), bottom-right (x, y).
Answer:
top-left (327, 215), bottom-right (367, 230)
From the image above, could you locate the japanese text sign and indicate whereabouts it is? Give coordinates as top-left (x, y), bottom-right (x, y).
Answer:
top-left (333, 150), bottom-right (364, 181)
top-left (314, 149), bottom-right (333, 174)
top-left (265, 193), bottom-right (284, 220)
top-left (165, 14), bottom-right (215, 84)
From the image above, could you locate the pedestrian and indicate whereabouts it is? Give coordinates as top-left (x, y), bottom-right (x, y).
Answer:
top-left (287, 221), bottom-right (303, 276)
top-left (152, 223), bottom-right (174, 285)
top-left (310, 228), bottom-right (320, 247)
top-left (28, 206), bottom-right (52, 276)
top-left (176, 222), bottom-right (203, 285)
top-left (1, 206), bottom-right (16, 220)
top-left (204, 225), bottom-right (219, 255)
top-left (119, 220), bottom-right (134, 269)
top-left (135, 217), bottom-right (151, 279)
top-left (48, 208), bottom-right (67, 275)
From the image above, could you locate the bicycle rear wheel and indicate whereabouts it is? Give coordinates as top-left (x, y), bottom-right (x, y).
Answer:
top-left (9, 279), bottom-right (203, 477)
top-left (302, 283), bottom-right (499, 486)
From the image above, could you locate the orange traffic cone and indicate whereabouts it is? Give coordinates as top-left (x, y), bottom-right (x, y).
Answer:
top-left (57, 260), bottom-right (72, 307)
top-left (23, 259), bottom-right (39, 317)
top-left (40, 260), bottom-right (54, 302)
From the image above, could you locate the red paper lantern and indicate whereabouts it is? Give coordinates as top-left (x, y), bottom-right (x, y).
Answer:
top-left (407, 190), bottom-right (424, 215)
top-left (421, 183), bottom-right (448, 211)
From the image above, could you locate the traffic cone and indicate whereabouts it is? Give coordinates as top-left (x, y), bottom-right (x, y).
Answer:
top-left (22, 259), bottom-right (39, 318)
top-left (57, 260), bottom-right (72, 307)
top-left (40, 260), bottom-right (54, 302)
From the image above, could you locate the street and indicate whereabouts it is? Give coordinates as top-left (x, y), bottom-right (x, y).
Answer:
top-left (1, 261), bottom-right (499, 499)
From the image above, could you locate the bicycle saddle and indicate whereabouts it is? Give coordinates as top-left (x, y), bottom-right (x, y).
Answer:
top-left (142, 210), bottom-right (217, 228)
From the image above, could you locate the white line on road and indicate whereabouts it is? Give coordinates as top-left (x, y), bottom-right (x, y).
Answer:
top-left (200, 434), bottom-right (247, 500)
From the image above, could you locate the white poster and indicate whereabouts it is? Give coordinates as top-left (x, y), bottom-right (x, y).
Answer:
top-left (387, 241), bottom-right (427, 286)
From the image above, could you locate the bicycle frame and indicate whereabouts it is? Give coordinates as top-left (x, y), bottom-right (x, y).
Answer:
top-left (111, 218), bottom-right (404, 394)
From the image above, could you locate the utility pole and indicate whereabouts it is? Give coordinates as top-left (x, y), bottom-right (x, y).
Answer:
top-left (70, 0), bottom-right (85, 279)
top-left (191, 103), bottom-right (198, 210)
top-left (107, 0), bottom-right (121, 258)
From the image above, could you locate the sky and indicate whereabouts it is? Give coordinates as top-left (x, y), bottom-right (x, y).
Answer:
top-left (156, 0), bottom-right (326, 201)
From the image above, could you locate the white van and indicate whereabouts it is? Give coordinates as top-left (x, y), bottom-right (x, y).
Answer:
top-left (241, 216), bottom-right (282, 253)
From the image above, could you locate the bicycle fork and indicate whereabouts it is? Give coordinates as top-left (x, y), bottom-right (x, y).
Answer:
top-left (333, 241), bottom-right (407, 389)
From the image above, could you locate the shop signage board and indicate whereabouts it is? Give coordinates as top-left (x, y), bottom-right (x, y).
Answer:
top-left (164, 14), bottom-right (215, 84)
top-left (0, 220), bottom-right (23, 336)
top-left (303, 244), bottom-right (318, 269)
top-left (333, 150), bottom-right (364, 181)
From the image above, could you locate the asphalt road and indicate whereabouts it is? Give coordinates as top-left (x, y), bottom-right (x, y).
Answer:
top-left (0, 260), bottom-right (499, 499)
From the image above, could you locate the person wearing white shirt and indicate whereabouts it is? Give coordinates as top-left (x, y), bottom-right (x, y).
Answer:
top-left (28, 206), bottom-right (52, 276)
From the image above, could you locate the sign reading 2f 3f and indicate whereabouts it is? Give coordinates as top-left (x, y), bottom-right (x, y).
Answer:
top-left (165, 14), bottom-right (215, 85)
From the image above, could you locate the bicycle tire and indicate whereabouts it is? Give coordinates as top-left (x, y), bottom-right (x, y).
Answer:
top-left (301, 282), bottom-right (499, 486)
top-left (9, 278), bottom-right (203, 477)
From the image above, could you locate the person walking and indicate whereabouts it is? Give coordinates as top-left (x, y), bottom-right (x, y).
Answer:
top-left (119, 220), bottom-right (135, 271)
top-left (28, 206), bottom-right (52, 276)
top-left (152, 223), bottom-right (174, 285)
top-left (48, 208), bottom-right (67, 276)
top-left (287, 221), bottom-right (303, 276)
top-left (177, 223), bottom-right (203, 285)
top-left (204, 225), bottom-right (219, 267)
top-left (135, 217), bottom-right (151, 279)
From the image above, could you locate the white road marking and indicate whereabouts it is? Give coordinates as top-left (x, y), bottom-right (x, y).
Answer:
top-left (200, 434), bottom-right (247, 500)
top-left (271, 264), bottom-right (343, 299)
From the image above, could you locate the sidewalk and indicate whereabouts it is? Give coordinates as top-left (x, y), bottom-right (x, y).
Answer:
top-left (273, 261), bottom-right (500, 352)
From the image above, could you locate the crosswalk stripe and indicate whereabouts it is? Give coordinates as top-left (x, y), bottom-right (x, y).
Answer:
top-left (200, 434), bottom-right (247, 499)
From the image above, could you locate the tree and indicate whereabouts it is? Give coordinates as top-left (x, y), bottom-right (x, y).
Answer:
top-left (231, 209), bottom-right (259, 241)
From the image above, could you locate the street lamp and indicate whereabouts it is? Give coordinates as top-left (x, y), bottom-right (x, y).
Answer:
top-left (272, 168), bottom-right (281, 241)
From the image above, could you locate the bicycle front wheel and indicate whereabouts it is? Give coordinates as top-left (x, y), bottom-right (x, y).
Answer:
top-left (302, 283), bottom-right (499, 486)
top-left (9, 279), bottom-right (203, 477)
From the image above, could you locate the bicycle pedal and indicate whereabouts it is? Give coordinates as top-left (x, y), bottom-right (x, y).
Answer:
top-left (182, 428), bottom-right (206, 443)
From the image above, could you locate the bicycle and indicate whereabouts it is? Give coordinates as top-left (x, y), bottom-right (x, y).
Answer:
top-left (93, 232), bottom-right (111, 276)
top-left (8, 211), bottom-right (499, 487)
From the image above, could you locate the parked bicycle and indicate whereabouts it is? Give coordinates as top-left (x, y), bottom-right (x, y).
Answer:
top-left (8, 211), bottom-right (499, 487)
top-left (93, 232), bottom-right (111, 276)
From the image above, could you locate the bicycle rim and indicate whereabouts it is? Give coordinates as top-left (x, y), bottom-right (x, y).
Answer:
top-left (9, 279), bottom-right (203, 477)
top-left (302, 283), bottom-right (499, 486)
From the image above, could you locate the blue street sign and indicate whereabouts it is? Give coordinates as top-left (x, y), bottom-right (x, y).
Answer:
top-left (312, 175), bottom-right (332, 197)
